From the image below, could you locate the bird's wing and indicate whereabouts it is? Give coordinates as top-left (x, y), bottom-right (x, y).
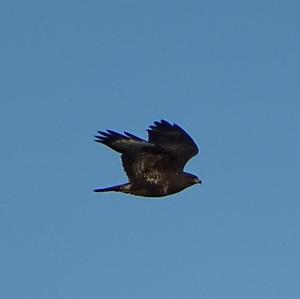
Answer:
top-left (95, 130), bottom-right (170, 182)
top-left (147, 120), bottom-right (199, 170)
top-left (95, 130), bottom-right (154, 153)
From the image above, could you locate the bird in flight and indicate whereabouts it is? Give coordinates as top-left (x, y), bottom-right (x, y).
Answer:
top-left (94, 120), bottom-right (201, 197)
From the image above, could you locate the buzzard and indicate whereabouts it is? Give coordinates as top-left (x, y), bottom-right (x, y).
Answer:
top-left (94, 120), bottom-right (201, 197)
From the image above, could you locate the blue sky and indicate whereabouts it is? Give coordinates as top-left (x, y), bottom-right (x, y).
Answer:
top-left (1, 0), bottom-right (299, 298)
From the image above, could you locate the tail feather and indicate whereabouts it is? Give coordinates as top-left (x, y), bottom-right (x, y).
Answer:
top-left (94, 183), bottom-right (132, 193)
top-left (94, 185), bottom-right (121, 193)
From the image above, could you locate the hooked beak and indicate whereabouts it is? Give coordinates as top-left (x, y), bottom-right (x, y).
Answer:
top-left (194, 178), bottom-right (202, 184)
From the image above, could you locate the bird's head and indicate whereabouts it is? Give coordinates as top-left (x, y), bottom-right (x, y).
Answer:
top-left (184, 173), bottom-right (202, 186)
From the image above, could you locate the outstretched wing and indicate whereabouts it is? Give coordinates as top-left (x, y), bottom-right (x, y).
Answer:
top-left (95, 130), bottom-right (170, 182)
top-left (147, 120), bottom-right (199, 170)
top-left (95, 130), bottom-right (153, 153)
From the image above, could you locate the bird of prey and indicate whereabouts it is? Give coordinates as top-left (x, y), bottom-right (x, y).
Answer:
top-left (94, 120), bottom-right (201, 197)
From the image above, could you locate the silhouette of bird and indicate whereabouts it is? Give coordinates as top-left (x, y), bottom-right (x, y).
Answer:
top-left (94, 120), bottom-right (201, 197)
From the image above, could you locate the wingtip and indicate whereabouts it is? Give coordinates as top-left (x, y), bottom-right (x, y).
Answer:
top-left (124, 131), bottom-right (145, 141)
top-left (150, 119), bottom-right (174, 130)
top-left (160, 119), bottom-right (170, 125)
top-left (97, 130), bottom-right (111, 138)
top-left (94, 139), bottom-right (106, 144)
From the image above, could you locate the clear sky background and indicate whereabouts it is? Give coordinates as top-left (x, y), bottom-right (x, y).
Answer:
top-left (1, 1), bottom-right (299, 298)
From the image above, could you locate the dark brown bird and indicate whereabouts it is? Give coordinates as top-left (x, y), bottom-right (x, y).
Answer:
top-left (94, 120), bottom-right (201, 197)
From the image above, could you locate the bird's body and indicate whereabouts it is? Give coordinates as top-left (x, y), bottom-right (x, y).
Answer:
top-left (94, 120), bottom-right (201, 197)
